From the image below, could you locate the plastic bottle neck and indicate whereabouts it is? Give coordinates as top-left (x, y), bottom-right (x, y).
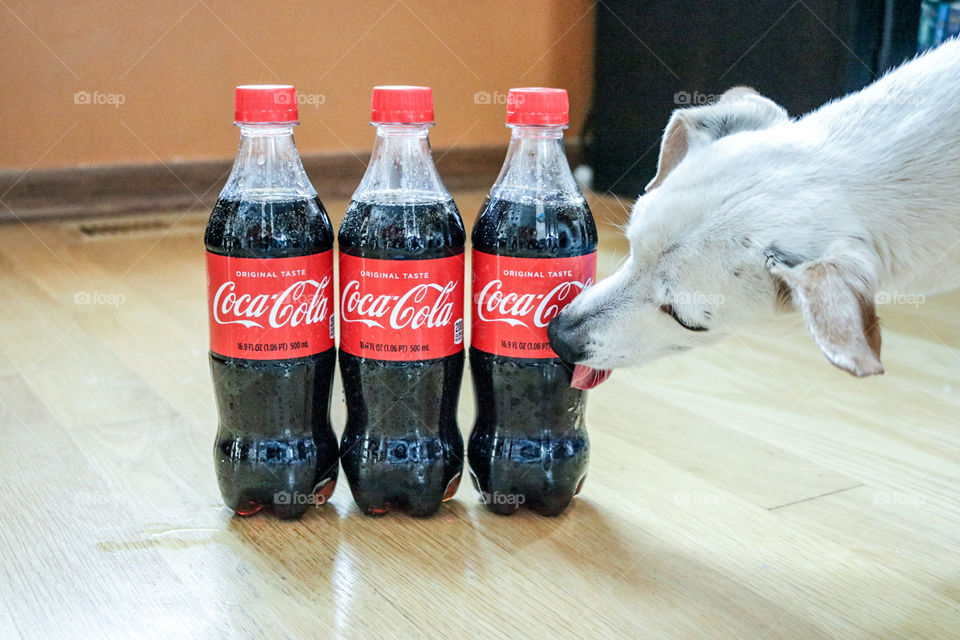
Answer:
top-left (219, 123), bottom-right (315, 202)
top-left (489, 125), bottom-right (583, 204)
top-left (352, 123), bottom-right (451, 204)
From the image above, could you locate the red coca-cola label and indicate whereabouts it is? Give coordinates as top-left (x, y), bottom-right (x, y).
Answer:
top-left (471, 250), bottom-right (596, 358)
top-left (206, 251), bottom-right (335, 359)
top-left (339, 253), bottom-right (465, 360)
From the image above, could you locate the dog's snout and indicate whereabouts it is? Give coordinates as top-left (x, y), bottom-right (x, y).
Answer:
top-left (548, 311), bottom-right (588, 363)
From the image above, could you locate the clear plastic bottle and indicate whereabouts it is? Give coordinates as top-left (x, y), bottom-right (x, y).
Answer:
top-left (205, 85), bottom-right (338, 519)
top-left (338, 86), bottom-right (466, 517)
top-left (469, 87), bottom-right (598, 516)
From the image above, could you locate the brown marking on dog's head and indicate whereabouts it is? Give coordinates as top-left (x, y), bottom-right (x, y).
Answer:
top-left (645, 86), bottom-right (790, 192)
top-left (645, 116), bottom-right (690, 191)
top-left (770, 258), bottom-right (883, 377)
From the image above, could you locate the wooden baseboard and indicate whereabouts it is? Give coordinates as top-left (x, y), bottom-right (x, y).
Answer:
top-left (0, 144), bottom-right (585, 222)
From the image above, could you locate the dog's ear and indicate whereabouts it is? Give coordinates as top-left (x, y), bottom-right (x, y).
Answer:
top-left (767, 246), bottom-right (883, 377)
top-left (646, 87), bottom-right (789, 191)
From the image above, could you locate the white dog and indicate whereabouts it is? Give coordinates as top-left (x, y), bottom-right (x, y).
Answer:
top-left (549, 39), bottom-right (960, 389)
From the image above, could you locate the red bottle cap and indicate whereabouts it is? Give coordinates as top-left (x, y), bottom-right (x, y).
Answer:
top-left (234, 85), bottom-right (298, 124)
top-left (371, 86), bottom-right (434, 124)
top-left (505, 87), bottom-right (569, 126)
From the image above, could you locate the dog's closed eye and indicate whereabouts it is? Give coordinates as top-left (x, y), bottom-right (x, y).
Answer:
top-left (659, 304), bottom-right (709, 332)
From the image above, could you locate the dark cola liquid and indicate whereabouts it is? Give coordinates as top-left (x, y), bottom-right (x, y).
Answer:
top-left (469, 197), bottom-right (597, 516)
top-left (338, 198), bottom-right (465, 517)
top-left (205, 196), bottom-right (338, 519)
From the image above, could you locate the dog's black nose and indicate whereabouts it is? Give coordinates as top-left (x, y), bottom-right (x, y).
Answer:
top-left (548, 313), bottom-right (587, 363)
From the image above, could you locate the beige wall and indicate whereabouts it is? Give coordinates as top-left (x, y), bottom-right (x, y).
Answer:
top-left (0, 1), bottom-right (595, 169)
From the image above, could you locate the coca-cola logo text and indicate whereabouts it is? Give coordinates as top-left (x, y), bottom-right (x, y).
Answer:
top-left (475, 277), bottom-right (592, 328)
top-left (341, 279), bottom-right (457, 330)
top-left (213, 276), bottom-right (332, 329)
top-left (338, 254), bottom-right (465, 361)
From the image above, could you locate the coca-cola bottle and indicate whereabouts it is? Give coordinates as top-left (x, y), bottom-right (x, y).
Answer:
top-left (338, 86), bottom-right (466, 517)
top-left (469, 88), bottom-right (598, 516)
top-left (205, 85), bottom-right (338, 519)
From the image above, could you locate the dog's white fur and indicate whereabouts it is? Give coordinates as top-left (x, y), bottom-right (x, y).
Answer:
top-left (553, 39), bottom-right (960, 377)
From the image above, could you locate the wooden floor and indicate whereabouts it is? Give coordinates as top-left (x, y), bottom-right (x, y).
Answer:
top-left (0, 191), bottom-right (958, 639)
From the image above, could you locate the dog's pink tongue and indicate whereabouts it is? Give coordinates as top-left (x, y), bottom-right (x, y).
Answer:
top-left (571, 365), bottom-right (612, 390)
